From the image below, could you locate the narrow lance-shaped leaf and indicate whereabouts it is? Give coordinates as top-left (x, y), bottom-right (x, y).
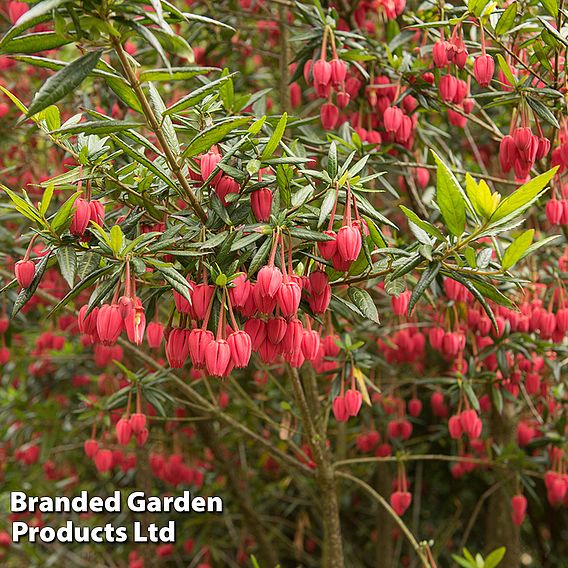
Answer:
top-left (501, 229), bottom-right (534, 270)
top-left (27, 50), bottom-right (103, 118)
top-left (56, 246), bottom-right (77, 289)
top-left (348, 287), bottom-right (380, 324)
top-left (182, 117), bottom-right (251, 158)
top-left (163, 73), bottom-right (238, 115)
top-left (490, 167), bottom-right (558, 222)
top-left (408, 262), bottom-right (440, 316)
top-left (432, 151), bottom-right (466, 237)
top-left (261, 112), bottom-right (287, 161)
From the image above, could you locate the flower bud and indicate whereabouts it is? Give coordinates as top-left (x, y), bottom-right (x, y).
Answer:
top-left (473, 54), bottom-right (494, 87)
top-left (332, 396), bottom-right (349, 422)
top-left (116, 418), bottom-right (132, 445)
top-left (320, 102), bottom-right (339, 130)
top-left (390, 491), bottom-right (412, 516)
top-left (227, 330), bottom-right (252, 368)
top-left (511, 494), bottom-right (527, 526)
top-left (313, 58), bottom-right (332, 97)
top-left (438, 75), bottom-right (457, 103)
top-left (200, 149), bottom-right (222, 185)
top-left (70, 198), bottom-right (91, 236)
top-left (84, 439), bottom-right (99, 459)
top-left (205, 339), bottom-right (231, 377)
top-left (281, 318), bottom-right (303, 354)
top-left (188, 328), bottom-right (213, 368)
top-left (336, 225), bottom-right (362, 262)
top-left (94, 449), bottom-right (113, 472)
top-left (244, 317), bottom-right (267, 350)
top-left (336, 91), bottom-right (350, 109)
top-left (345, 389), bottom-right (362, 417)
top-left (257, 265), bottom-right (283, 298)
top-left (330, 58), bottom-right (347, 87)
top-left (192, 283), bottom-right (214, 320)
top-left (130, 413), bottom-right (147, 435)
top-left (318, 230), bottom-right (337, 260)
top-left (89, 200), bottom-right (105, 226)
top-left (15, 259), bottom-right (35, 288)
top-left (146, 321), bottom-right (164, 348)
top-left (432, 40), bottom-right (449, 67)
top-left (124, 298), bottom-right (145, 345)
top-left (251, 189), bottom-right (273, 221)
top-left (96, 304), bottom-right (124, 346)
top-left (277, 281), bottom-right (301, 317)
top-left (166, 328), bottom-right (190, 368)
top-left (301, 329), bottom-right (320, 361)
top-left (383, 106), bottom-right (403, 133)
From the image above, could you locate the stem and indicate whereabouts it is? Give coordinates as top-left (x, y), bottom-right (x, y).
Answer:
top-left (110, 37), bottom-right (207, 224)
top-left (335, 471), bottom-right (431, 568)
top-left (288, 366), bottom-right (344, 568)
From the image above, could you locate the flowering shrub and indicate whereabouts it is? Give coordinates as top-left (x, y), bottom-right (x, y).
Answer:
top-left (0, 0), bottom-right (567, 566)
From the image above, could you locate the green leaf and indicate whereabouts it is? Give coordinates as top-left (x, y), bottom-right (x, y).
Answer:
top-left (289, 227), bottom-right (334, 242)
top-left (364, 216), bottom-right (387, 248)
top-left (109, 135), bottom-right (179, 193)
top-left (182, 117), bottom-right (250, 158)
top-left (56, 246), bottom-right (76, 289)
top-left (218, 68), bottom-right (234, 111)
top-left (0, 0), bottom-right (66, 47)
top-left (40, 183), bottom-right (54, 215)
top-left (249, 237), bottom-right (271, 276)
top-left (230, 232), bottom-right (264, 251)
top-left (43, 105), bottom-right (60, 131)
top-left (390, 253), bottom-right (423, 280)
top-left (27, 50), bottom-right (103, 118)
top-left (50, 192), bottom-right (78, 234)
top-left (2, 31), bottom-right (71, 54)
top-left (495, 3), bottom-right (517, 35)
top-left (540, 0), bottom-right (558, 18)
top-left (1, 185), bottom-right (42, 224)
top-left (163, 73), bottom-right (238, 115)
top-left (519, 234), bottom-right (560, 260)
top-left (490, 167), bottom-right (557, 222)
top-left (491, 382), bottom-right (504, 414)
top-left (446, 270), bottom-right (498, 331)
top-left (147, 82), bottom-right (179, 155)
top-left (501, 229), bottom-right (533, 270)
top-left (139, 66), bottom-right (218, 82)
top-left (399, 205), bottom-right (444, 241)
top-left (451, 555), bottom-right (474, 568)
top-left (104, 76), bottom-right (143, 113)
top-left (526, 96), bottom-right (560, 129)
top-left (408, 262), bottom-right (440, 315)
top-left (469, 277), bottom-right (516, 310)
top-left (12, 253), bottom-right (52, 318)
top-left (150, 263), bottom-right (192, 303)
top-left (432, 151), bottom-right (466, 237)
top-left (276, 164), bottom-right (292, 208)
top-left (110, 225), bottom-right (124, 256)
top-left (318, 187), bottom-right (337, 228)
top-left (261, 113), bottom-right (287, 161)
top-left (52, 120), bottom-right (143, 136)
top-left (348, 287), bottom-right (380, 324)
top-left (465, 174), bottom-right (499, 219)
top-left (464, 383), bottom-right (480, 410)
top-left (485, 547), bottom-right (506, 568)
top-left (77, 252), bottom-right (101, 281)
top-left (327, 141), bottom-right (338, 178)
top-left (495, 54), bottom-right (517, 87)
